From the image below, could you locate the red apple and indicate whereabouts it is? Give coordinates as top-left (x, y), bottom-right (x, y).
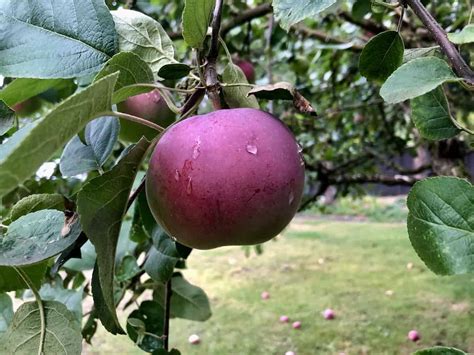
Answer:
top-left (323, 308), bottom-right (335, 320)
top-left (117, 89), bottom-right (175, 143)
top-left (235, 59), bottom-right (256, 83)
top-left (408, 330), bottom-right (420, 342)
top-left (292, 321), bottom-right (302, 329)
top-left (261, 291), bottom-right (270, 300)
top-left (188, 334), bottom-right (201, 344)
top-left (146, 108), bottom-right (305, 249)
top-left (279, 315), bottom-right (290, 323)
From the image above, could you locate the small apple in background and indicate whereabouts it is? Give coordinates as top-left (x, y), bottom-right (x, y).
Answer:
top-left (323, 308), bottom-right (335, 320)
top-left (408, 330), bottom-right (420, 342)
top-left (406, 262), bottom-right (414, 270)
top-left (188, 334), bottom-right (201, 344)
top-left (285, 351), bottom-right (296, 355)
top-left (235, 58), bottom-right (256, 83)
top-left (261, 291), bottom-right (270, 300)
top-left (279, 315), bottom-right (289, 323)
top-left (385, 290), bottom-right (394, 296)
top-left (292, 321), bottom-right (302, 329)
top-left (117, 89), bottom-right (175, 143)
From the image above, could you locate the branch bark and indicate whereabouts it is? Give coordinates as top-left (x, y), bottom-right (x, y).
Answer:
top-left (205, 0), bottom-right (224, 110)
top-left (292, 25), bottom-right (364, 51)
top-left (404, 0), bottom-right (474, 85)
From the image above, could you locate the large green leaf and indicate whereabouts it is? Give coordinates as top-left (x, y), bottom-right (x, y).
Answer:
top-left (0, 294), bottom-right (13, 333)
top-left (273, 0), bottom-right (337, 31)
top-left (380, 57), bottom-right (460, 104)
top-left (411, 86), bottom-right (460, 140)
top-left (153, 273), bottom-right (211, 321)
top-left (0, 264), bottom-right (47, 293)
top-left (0, 0), bottom-right (117, 78)
top-left (112, 9), bottom-right (176, 74)
top-left (222, 63), bottom-right (259, 109)
top-left (359, 31), bottom-right (404, 82)
top-left (7, 193), bottom-right (64, 223)
top-left (0, 72), bottom-right (118, 198)
top-left (0, 210), bottom-right (82, 266)
top-left (0, 78), bottom-right (69, 107)
top-left (2, 301), bottom-right (82, 355)
top-left (77, 139), bottom-right (150, 334)
top-left (407, 177), bottom-right (474, 275)
top-left (60, 116), bottom-right (119, 176)
top-left (182, 0), bottom-right (216, 49)
top-left (95, 52), bottom-right (155, 104)
top-left (447, 24), bottom-right (474, 44)
top-left (127, 301), bottom-right (164, 353)
top-left (414, 347), bottom-right (467, 355)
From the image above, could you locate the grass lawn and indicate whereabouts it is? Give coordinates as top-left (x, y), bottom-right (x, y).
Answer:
top-left (85, 218), bottom-right (474, 355)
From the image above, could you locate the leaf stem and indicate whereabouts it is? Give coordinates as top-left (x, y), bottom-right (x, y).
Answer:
top-left (163, 278), bottom-right (172, 351)
top-left (103, 111), bottom-right (164, 132)
top-left (220, 82), bottom-right (255, 88)
top-left (14, 267), bottom-right (45, 355)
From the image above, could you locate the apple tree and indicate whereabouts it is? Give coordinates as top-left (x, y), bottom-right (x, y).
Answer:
top-left (0, 0), bottom-right (472, 354)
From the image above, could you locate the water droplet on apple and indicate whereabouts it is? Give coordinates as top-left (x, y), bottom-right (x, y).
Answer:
top-left (174, 170), bottom-right (180, 182)
top-left (186, 178), bottom-right (193, 195)
top-left (246, 144), bottom-right (258, 155)
top-left (289, 190), bottom-right (295, 205)
top-left (193, 137), bottom-right (201, 159)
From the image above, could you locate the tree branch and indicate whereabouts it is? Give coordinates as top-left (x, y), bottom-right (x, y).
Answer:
top-left (205, 0), bottom-right (224, 110)
top-left (338, 12), bottom-right (387, 35)
top-left (404, 0), bottom-right (474, 85)
top-left (163, 279), bottom-right (172, 350)
top-left (292, 25), bottom-right (364, 51)
top-left (329, 173), bottom-right (420, 186)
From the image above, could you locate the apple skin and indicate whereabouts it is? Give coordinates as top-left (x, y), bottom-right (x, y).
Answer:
top-left (235, 59), bottom-right (256, 83)
top-left (146, 108), bottom-right (305, 249)
top-left (117, 90), bottom-right (175, 143)
top-left (408, 330), bottom-right (420, 342)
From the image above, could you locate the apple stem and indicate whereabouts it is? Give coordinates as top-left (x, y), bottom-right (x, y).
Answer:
top-left (104, 111), bottom-right (164, 132)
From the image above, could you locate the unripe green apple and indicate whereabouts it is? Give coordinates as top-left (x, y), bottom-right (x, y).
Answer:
top-left (117, 90), bottom-right (175, 143)
top-left (146, 108), bottom-right (305, 249)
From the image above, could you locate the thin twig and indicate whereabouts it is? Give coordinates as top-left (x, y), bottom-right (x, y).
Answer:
top-left (404, 0), bottom-right (474, 85)
top-left (103, 111), bottom-right (164, 132)
top-left (126, 176), bottom-right (146, 211)
top-left (205, 0), bottom-right (224, 110)
top-left (163, 279), bottom-right (172, 351)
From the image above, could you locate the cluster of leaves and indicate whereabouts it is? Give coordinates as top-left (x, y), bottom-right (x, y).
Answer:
top-left (0, 0), bottom-right (472, 354)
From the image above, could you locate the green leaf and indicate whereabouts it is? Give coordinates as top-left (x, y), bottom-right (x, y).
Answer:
top-left (222, 63), bottom-right (259, 109)
top-left (153, 273), bottom-right (211, 321)
top-left (39, 283), bottom-right (83, 322)
top-left (60, 116), bottom-right (119, 176)
top-left (144, 227), bottom-right (183, 283)
top-left (112, 9), bottom-right (176, 74)
top-left (182, 0), bottom-right (216, 49)
top-left (127, 301), bottom-right (164, 353)
top-left (359, 31), bottom-right (404, 82)
top-left (352, 0), bottom-right (371, 21)
top-left (0, 210), bottom-right (82, 266)
top-left (95, 52), bottom-right (155, 104)
top-left (411, 86), bottom-right (460, 140)
top-left (0, 0), bottom-right (117, 78)
top-left (0, 78), bottom-right (69, 107)
top-left (407, 177), bottom-right (474, 275)
top-left (0, 72), bottom-right (119, 198)
top-left (380, 57), bottom-right (460, 104)
top-left (77, 138), bottom-right (150, 334)
top-left (447, 24), bottom-right (474, 44)
top-left (414, 346), bottom-right (467, 355)
top-left (0, 101), bottom-right (14, 135)
top-left (0, 294), bottom-right (13, 333)
top-left (2, 301), bottom-right (82, 355)
top-left (158, 63), bottom-right (192, 80)
top-left (64, 241), bottom-right (97, 272)
top-left (8, 193), bottom-right (65, 223)
top-left (403, 46), bottom-right (438, 63)
top-left (116, 255), bottom-right (141, 282)
top-left (91, 264), bottom-right (123, 334)
top-left (273, 0), bottom-right (337, 31)
top-left (0, 264), bottom-right (47, 293)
